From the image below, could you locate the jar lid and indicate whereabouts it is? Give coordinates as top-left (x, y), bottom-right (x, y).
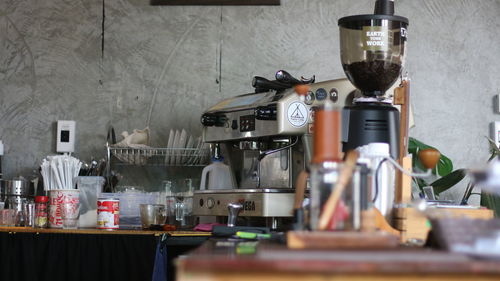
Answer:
top-left (35, 196), bottom-right (48, 203)
top-left (338, 14), bottom-right (409, 26)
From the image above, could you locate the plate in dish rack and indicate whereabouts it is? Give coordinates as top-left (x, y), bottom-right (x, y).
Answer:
top-left (165, 129), bottom-right (175, 164)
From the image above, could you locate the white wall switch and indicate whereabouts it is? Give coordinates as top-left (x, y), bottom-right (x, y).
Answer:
top-left (56, 120), bottom-right (76, 153)
top-left (496, 94), bottom-right (500, 114)
top-left (491, 121), bottom-right (500, 147)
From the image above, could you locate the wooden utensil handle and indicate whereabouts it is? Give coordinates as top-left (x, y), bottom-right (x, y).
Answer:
top-left (293, 170), bottom-right (309, 210)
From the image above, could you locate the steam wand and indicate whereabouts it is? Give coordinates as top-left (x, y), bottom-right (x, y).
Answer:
top-left (373, 148), bottom-right (441, 202)
top-left (380, 148), bottom-right (440, 179)
top-left (258, 137), bottom-right (299, 161)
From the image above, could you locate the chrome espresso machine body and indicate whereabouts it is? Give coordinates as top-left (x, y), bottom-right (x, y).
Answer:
top-left (193, 73), bottom-right (356, 229)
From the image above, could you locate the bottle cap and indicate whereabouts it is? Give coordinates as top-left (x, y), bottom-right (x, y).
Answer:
top-left (35, 196), bottom-right (49, 203)
top-left (211, 156), bottom-right (224, 162)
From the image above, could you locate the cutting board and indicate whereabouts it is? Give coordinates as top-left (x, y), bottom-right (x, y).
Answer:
top-left (287, 231), bottom-right (400, 249)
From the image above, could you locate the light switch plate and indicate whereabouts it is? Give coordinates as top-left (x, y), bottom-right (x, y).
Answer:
top-left (56, 120), bottom-right (76, 153)
top-left (495, 94), bottom-right (500, 114)
top-left (490, 121), bottom-right (500, 147)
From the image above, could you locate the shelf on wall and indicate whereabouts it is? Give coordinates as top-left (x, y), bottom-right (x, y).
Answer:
top-left (150, 0), bottom-right (280, 5)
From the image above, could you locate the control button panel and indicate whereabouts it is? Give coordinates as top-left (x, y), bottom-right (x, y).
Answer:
top-left (315, 88), bottom-right (328, 100)
top-left (329, 88), bottom-right (339, 102)
top-left (231, 120), bottom-right (238, 130)
top-left (201, 113), bottom-right (228, 127)
top-left (207, 198), bottom-right (215, 209)
top-left (240, 115), bottom-right (256, 132)
top-left (304, 91), bottom-right (315, 105)
top-left (255, 105), bottom-right (277, 120)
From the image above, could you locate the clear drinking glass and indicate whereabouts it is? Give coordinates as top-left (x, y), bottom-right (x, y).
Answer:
top-left (139, 204), bottom-right (166, 229)
top-left (61, 203), bottom-right (80, 229)
top-left (0, 209), bottom-right (16, 226)
top-left (173, 178), bottom-right (195, 229)
top-left (11, 199), bottom-right (26, 227)
top-left (23, 202), bottom-right (35, 227)
top-left (173, 196), bottom-right (194, 229)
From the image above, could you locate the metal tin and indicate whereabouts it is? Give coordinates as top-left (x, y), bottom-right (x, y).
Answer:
top-left (4, 179), bottom-right (29, 196)
top-left (97, 198), bottom-right (119, 230)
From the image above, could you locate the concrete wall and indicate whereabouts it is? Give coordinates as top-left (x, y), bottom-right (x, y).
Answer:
top-left (1, 0), bottom-right (499, 201)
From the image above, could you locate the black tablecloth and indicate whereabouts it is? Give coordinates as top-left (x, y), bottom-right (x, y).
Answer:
top-left (0, 232), bottom-right (203, 281)
top-left (0, 232), bottom-right (157, 281)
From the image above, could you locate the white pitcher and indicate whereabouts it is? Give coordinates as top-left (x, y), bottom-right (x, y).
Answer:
top-left (199, 159), bottom-right (236, 190)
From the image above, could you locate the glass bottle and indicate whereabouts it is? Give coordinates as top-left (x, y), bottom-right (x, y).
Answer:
top-left (34, 196), bottom-right (49, 228)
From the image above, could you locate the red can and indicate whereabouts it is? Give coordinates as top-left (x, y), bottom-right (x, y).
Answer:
top-left (97, 198), bottom-right (120, 230)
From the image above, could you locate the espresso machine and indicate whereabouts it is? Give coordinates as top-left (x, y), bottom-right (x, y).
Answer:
top-left (339, 0), bottom-right (408, 159)
top-left (193, 71), bottom-right (356, 229)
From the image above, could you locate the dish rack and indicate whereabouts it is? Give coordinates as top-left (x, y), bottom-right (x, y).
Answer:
top-left (106, 145), bottom-right (211, 166)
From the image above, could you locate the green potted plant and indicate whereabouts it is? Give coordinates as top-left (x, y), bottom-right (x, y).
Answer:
top-left (479, 138), bottom-right (500, 217)
top-left (408, 137), bottom-right (466, 200)
top-left (409, 137), bottom-right (500, 217)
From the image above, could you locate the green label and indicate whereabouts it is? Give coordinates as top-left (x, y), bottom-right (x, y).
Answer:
top-left (362, 26), bottom-right (391, 51)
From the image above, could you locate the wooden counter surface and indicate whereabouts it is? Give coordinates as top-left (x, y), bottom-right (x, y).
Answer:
top-left (0, 226), bottom-right (211, 236)
top-left (177, 239), bottom-right (500, 281)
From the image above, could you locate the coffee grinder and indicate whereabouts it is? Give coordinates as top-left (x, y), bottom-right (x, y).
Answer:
top-left (339, 0), bottom-right (408, 159)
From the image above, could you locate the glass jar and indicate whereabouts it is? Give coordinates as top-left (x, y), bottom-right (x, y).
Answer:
top-left (34, 196), bottom-right (49, 228)
top-left (309, 161), bottom-right (368, 231)
top-left (310, 161), bottom-right (343, 230)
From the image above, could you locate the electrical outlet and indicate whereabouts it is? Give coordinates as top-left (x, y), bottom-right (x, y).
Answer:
top-left (490, 121), bottom-right (500, 147)
top-left (496, 94), bottom-right (500, 114)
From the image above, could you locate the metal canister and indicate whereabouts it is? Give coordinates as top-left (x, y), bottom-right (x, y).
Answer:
top-left (4, 179), bottom-right (31, 209)
top-left (97, 198), bottom-right (119, 230)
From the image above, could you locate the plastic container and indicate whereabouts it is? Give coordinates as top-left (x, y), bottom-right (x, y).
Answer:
top-left (100, 191), bottom-right (158, 228)
top-left (199, 158), bottom-right (236, 190)
top-left (75, 176), bottom-right (105, 228)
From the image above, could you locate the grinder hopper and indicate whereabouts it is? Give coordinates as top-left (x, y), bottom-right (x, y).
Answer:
top-left (339, 0), bottom-right (408, 96)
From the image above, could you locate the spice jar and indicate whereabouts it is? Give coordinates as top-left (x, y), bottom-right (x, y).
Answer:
top-left (34, 196), bottom-right (48, 228)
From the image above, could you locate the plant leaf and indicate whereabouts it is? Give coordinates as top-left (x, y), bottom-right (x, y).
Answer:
top-left (486, 137), bottom-right (500, 162)
top-left (460, 181), bottom-right (475, 204)
top-left (408, 137), bottom-right (453, 176)
top-left (481, 192), bottom-right (500, 217)
top-left (430, 169), bottom-right (467, 195)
